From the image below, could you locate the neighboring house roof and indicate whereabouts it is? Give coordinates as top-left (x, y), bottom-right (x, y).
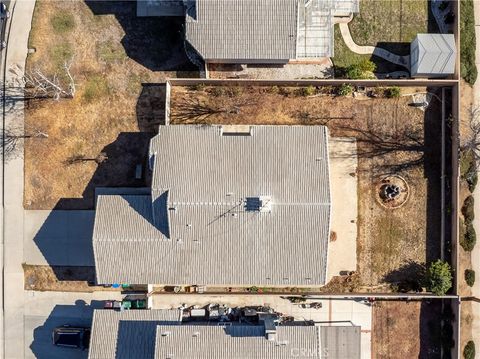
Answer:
top-left (411, 33), bottom-right (456, 76)
top-left (88, 309), bottom-right (361, 359)
top-left (93, 125), bottom-right (331, 286)
top-left (154, 325), bottom-right (321, 359)
top-left (88, 309), bottom-right (182, 359)
top-left (185, 0), bottom-right (298, 61)
top-left (185, 0), bottom-right (359, 61)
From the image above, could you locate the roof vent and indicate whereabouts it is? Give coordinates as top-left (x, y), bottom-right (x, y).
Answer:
top-left (245, 196), bottom-right (272, 213)
top-left (161, 331), bottom-right (171, 337)
top-left (193, 331), bottom-right (200, 337)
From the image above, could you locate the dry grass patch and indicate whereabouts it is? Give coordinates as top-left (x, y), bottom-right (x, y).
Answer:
top-left (25, 0), bottom-right (197, 209)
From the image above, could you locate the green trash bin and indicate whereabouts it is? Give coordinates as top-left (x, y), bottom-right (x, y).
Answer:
top-left (122, 301), bottom-right (132, 310)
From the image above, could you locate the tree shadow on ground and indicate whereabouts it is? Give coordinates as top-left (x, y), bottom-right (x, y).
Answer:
top-left (381, 261), bottom-right (425, 293)
top-left (84, 1), bottom-right (196, 72)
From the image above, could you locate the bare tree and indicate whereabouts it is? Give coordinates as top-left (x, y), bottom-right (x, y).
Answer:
top-left (11, 59), bottom-right (76, 101)
top-left (65, 152), bottom-right (108, 166)
top-left (462, 107), bottom-right (480, 166)
top-left (172, 97), bottom-right (256, 123)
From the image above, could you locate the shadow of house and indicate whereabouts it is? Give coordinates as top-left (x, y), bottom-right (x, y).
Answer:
top-left (136, 83), bottom-right (167, 132)
top-left (419, 299), bottom-right (454, 359)
top-left (84, 1), bottom-right (196, 72)
top-left (29, 300), bottom-right (104, 359)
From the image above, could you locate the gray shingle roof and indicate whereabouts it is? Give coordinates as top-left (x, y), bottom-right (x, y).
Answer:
top-left (154, 325), bottom-right (321, 359)
top-left (185, 0), bottom-right (359, 60)
top-left (93, 125), bottom-right (331, 286)
top-left (320, 326), bottom-right (361, 359)
top-left (185, 0), bottom-right (298, 61)
top-left (88, 310), bottom-right (182, 359)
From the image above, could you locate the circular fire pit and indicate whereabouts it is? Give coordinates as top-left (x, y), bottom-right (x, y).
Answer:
top-left (375, 175), bottom-right (409, 209)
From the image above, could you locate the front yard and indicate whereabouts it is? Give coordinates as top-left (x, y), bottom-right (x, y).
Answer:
top-left (169, 84), bottom-right (444, 288)
top-left (24, 0), bottom-right (197, 209)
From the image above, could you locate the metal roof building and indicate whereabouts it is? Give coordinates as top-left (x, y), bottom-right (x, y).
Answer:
top-left (93, 125), bottom-right (332, 286)
top-left (410, 33), bottom-right (456, 78)
top-left (88, 309), bottom-right (361, 359)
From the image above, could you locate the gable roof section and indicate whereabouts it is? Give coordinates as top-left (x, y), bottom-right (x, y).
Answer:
top-left (93, 125), bottom-right (331, 286)
top-left (185, 0), bottom-right (298, 60)
top-left (88, 310), bottom-right (182, 359)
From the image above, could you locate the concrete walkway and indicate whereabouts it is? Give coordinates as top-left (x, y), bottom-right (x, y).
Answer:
top-left (338, 22), bottom-right (410, 69)
top-left (1, 1), bottom-right (36, 358)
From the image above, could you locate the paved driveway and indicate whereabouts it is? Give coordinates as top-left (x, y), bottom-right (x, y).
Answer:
top-left (24, 291), bottom-right (122, 359)
top-left (24, 211), bottom-right (95, 266)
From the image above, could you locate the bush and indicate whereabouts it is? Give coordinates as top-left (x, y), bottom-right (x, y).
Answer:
top-left (425, 260), bottom-right (452, 295)
top-left (464, 340), bottom-right (475, 359)
top-left (461, 0), bottom-right (478, 85)
top-left (50, 11), bottom-right (75, 34)
top-left (461, 150), bottom-right (478, 192)
top-left (301, 85), bottom-right (316, 96)
top-left (462, 195), bottom-right (475, 223)
top-left (210, 86), bottom-right (226, 97)
top-left (385, 86), bottom-right (401, 98)
top-left (345, 60), bottom-right (376, 79)
top-left (462, 223), bottom-right (477, 251)
top-left (465, 269), bottom-right (476, 286)
top-left (337, 83), bottom-right (354, 96)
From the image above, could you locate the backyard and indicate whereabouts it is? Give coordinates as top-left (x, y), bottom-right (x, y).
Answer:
top-left (24, 0), bottom-right (197, 209)
top-left (333, 0), bottom-right (435, 72)
top-left (372, 300), bottom-right (451, 358)
top-left (170, 84), bottom-right (443, 288)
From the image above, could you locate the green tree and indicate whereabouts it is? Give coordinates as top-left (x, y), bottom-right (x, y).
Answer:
top-left (465, 269), bottom-right (476, 287)
top-left (464, 340), bottom-right (475, 359)
top-left (425, 260), bottom-right (452, 295)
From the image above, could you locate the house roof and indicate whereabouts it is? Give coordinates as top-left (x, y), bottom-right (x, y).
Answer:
top-left (154, 325), bottom-right (321, 359)
top-left (93, 125), bottom-right (331, 286)
top-left (185, 0), bottom-right (298, 61)
top-left (185, 0), bottom-right (358, 60)
top-left (88, 310), bottom-right (182, 359)
top-left (88, 309), bottom-right (361, 359)
top-left (412, 33), bottom-right (456, 75)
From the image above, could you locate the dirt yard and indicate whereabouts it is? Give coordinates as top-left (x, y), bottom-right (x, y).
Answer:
top-left (24, 0), bottom-right (197, 209)
top-left (372, 300), bottom-right (445, 359)
top-left (170, 85), bottom-right (443, 288)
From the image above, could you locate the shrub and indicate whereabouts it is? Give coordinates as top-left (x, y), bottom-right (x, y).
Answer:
top-left (301, 85), bottom-right (316, 96)
top-left (268, 86), bottom-right (279, 94)
top-left (465, 269), bottom-right (476, 286)
top-left (279, 87), bottom-right (292, 96)
top-left (385, 86), bottom-right (401, 98)
top-left (226, 86), bottom-right (243, 97)
top-left (191, 83), bottom-right (205, 92)
top-left (425, 260), bottom-right (452, 295)
top-left (464, 340), bottom-right (475, 359)
top-left (50, 11), bottom-right (75, 34)
top-left (460, 150), bottom-right (478, 192)
top-left (462, 223), bottom-right (477, 251)
top-left (337, 83), bottom-right (354, 96)
top-left (461, 0), bottom-right (478, 85)
top-left (345, 60), bottom-right (376, 79)
top-left (462, 195), bottom-right (475, 223)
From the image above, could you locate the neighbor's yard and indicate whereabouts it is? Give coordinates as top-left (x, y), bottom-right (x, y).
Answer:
top-left (372, 300), bottom-right (449, 359)
top-left (333, 0), bottom-right (434, 71)
top-left (24, 0), bottom-right (197, 209)
top-left (170, 84), bottom-right (443, 287)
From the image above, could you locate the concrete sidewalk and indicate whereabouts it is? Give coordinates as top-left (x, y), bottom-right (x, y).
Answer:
top-left (1, 1), bottom-right (36, 358)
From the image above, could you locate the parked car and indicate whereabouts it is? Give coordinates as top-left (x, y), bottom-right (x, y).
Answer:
top-left (0, 3), bottom-right (9, 19)
top-left (52, 325), bottom-right (90, 350)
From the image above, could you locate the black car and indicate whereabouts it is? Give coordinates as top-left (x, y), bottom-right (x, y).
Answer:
top-left (52, 325), bottom-right (91, 350)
